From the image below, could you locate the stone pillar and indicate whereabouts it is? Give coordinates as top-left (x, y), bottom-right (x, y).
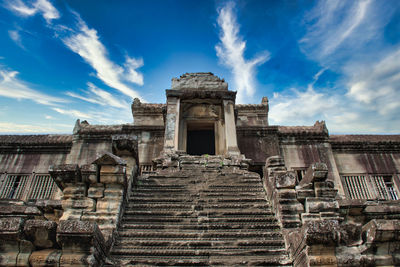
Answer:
top-left (164, 96), bottom-right (180, 152)
top-left (223, 99), bottom-right (240, 156)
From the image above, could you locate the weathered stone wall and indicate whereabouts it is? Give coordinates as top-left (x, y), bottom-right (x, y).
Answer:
top-left (0, 152), bottom-right (69, 174)
top-left (333, 152), bottom-right (400, 174)
top-left (278, 124), bottom-right (344, 197)
top-left (0, 135), bottom-right (72, 174)
top-left (131, 98), bottom-right (165, 127)
top-left (235, 97), bottom-right (268, 127)
top-left (66, 139), bottom-right (112, 166)
top-left (237, 126), bottom-right (280, 164)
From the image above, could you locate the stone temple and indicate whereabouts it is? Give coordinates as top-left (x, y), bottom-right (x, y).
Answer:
top-left (0, 72), bottom-right (400, 266)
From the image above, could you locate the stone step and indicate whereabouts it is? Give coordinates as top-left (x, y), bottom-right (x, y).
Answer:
top-left (132, 187), bottom-right (265, 192)
top-left (140, 177), bottom-right (262, 183)
top-left (123, 210), bottom-right (274, 217)
top-left (126, 203), bottom-right (271, 210)
top-left (126, 203), bottom-right (272, 209)
top-left (129, 192), bottom-right (266, 198)
top-left (114, 239), bottom-right (285, 248)
top-left (122, 215), bottom-right (278, 224)
top-left (111, 247), bottom-right (287, 257)
top-left (120, 223), bottom-right (281, 231)
top-left (107, 255), bottom-right (291, 266)
top-left (117, 230), bottom-right (283, 239)
top-left (128, 197), bottom-right (268, 203)
top-left (109, 166), bottom-right (291, 266)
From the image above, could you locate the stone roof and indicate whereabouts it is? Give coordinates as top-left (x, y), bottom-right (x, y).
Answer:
top-left (75, 124), bottom-right (125, 134)
top-left (0, 134), bottom-right (72, 145)
top-left (93, 152), bottom-right (127, 165)
top-left (330, 135), bottom-right (400, 143)
top-left (171, 72), bottom-right (228, 91)
top-left (236, 104), bottom-right (268, 112)
top-left (74, 123), bottom-right (164, 135)
top-left (278, 121), bottom-right (328, 135)
top-left (131, 99), bottom-right (165, 114)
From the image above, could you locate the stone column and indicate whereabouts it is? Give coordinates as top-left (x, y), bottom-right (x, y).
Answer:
top-left (223, 100), bottom-right (240, 156)
top-left (164, 96), bottom-right (180, 152)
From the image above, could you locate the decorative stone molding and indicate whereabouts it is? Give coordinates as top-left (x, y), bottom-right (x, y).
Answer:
top-left (171, 72), bottom-right (228, 91)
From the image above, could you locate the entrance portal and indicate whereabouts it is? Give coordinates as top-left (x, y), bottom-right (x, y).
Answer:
top-left (186, 123), bottom-right (215, 155)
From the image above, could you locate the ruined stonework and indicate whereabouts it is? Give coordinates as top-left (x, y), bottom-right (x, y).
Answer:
top-left (0, 72), bottom-right (399, 266)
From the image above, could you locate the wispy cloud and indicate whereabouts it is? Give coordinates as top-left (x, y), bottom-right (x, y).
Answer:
top-left (52, 107), bottom-right (92, 119)
top-left (300, 0), bottom-right (372, 61)
top-left (62, 17), bottom-right (143, 99)
top-left (269, 69), bottom-right (337, 125)
top-left (285, 0), bottom-right (400, 133)
top-left (215, 1), bottom-right (269, 103)
top-left (66, 82), bottom-right (128, 108)
top-left (8, 29), bottom-right (24, 49)
top-left (0, 67), bottom-right (66, 106)
top-left (270, 64), bottom-right (400, 133)
top-left (0, 121), bottom-right (70, 133)
top-left (52, 105), bottom-right (132, 125)
top-left (4, 0), bottom-right (145, 127)
top-left (347, 48), bottom-right (400, 115)
top-left (7, 0), bottom-right (60, 23)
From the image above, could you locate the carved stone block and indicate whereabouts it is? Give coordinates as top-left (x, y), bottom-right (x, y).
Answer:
top-left (29, 249), bottom-right (62, 267)
top-left (87, 183), bottom-right (104, 199)
top-left (24, 220), bottom-right (58, 249)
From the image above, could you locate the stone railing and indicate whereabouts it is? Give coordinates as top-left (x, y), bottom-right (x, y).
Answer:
top-left (0, 152), bottom-right (131, 266)
top-left (264, 155), bottom-right (400, 267)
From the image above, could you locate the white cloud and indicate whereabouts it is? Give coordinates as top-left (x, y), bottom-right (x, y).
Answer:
top-left (53, 105), bottom-right (132, 125)
top-left (7, 0), bottom-right (60, 23)
top-left (66, 82), bottom-right (129, 108)
top-left (8, 30), bottom-right (24, 49)
top-left (215, 1), bottom-right (269, 103)
top-left (270, 65), bottom-right (400, 133)
top-left (0, 121), bottom-right (69, 133)
top-left (53, 107), bottom-right (92, 119)
top-left (347, 48), bottom-right (400, 115)
top-left (123, 56), bottom-right (144, 85)
top-left (0, 67), bottom-right (66, 106)
top-left (45, 115), bottom-right (53, 119)
top-left (62, 18), bottom-right (143, 99)
top-left (300, 0), bottom-right (372, 60)
top-left (269, 87), bottom-right (337, 125)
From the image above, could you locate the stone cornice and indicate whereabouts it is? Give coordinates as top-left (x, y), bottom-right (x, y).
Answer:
top-left (330, 135), bottom-right (400, 152)
top-left (236, 104), bottom-right (268, 113)
top-left (0, 135), bottom-right (72, 154)
top-left (166, 89), bottom-right (236, 101)
top-left (236, 126), bottom-right (279, 137)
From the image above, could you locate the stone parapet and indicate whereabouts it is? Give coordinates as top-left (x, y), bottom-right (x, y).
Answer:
top-left (57, 220), bottom-right (106, 266)
top-left (264, 156), bottom-right (303, 228)
top-left (264, 156), bottom-right (400, 266)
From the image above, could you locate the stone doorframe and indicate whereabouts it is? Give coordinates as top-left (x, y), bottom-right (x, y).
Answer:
top-left (163, 89), bottom-right (240, 156)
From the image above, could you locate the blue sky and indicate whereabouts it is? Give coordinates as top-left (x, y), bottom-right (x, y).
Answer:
top-left (0, 0), bottom-right (399, 134)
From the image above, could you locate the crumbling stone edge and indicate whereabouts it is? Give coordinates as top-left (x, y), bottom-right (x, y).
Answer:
top-left (264, 155), bottom-right (400, 267)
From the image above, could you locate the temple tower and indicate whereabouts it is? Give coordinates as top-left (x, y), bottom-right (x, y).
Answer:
top-left (163, 72), bottom-right (240, 156)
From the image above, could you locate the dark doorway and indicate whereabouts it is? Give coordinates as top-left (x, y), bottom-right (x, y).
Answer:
top-left (187, 129), bottom-right (215, 155)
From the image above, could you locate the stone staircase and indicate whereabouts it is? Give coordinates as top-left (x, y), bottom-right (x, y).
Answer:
top-left (108, 155), bottom-right (292, 266)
